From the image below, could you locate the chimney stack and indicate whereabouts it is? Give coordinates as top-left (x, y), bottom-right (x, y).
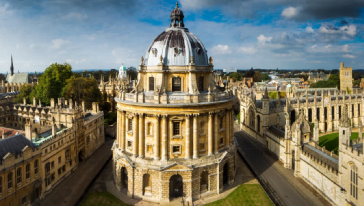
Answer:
top-left (39, 99), bottom-right (41, 107)
top-left (33, 97), bottom-right (36, 107)
top-left (69, 99), bottom-right (73, 109)
top-left (92, 102), bottom-right (96, 113)
top-left (23, 97), bottom-right (26, 105)
top-left (52, 122), bottom-right (57, 136)
top-left (25, 120), bottom-right (32, 141)
top-left (1, 131), bottom-right (6, 139)
top-left (82, 101), bottom-right (85, 112)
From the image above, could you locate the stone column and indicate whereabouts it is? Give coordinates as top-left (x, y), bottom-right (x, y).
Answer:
top-left (185, 114), bottom-right (191, 159)
top-left (208, 112), bottom-right (214, 156)
top-left (193, 114), bottom-right (199, 159)
top-left (162, 115), bottom-right (168, 161)
top-left (231, 109), bottom-right (234, 144)
top-left (214, 112), bottom-right (219, 154)
top-left (133, 113), bottom-right (139, 157)
top-left (138, 113), bottom-right (145, 158)
top-left (154, 115), bottom-right (160, 160)
top-left (117, 110), bottom-right (121, 146)
top-left (120, 111), bottom-right (125, 151)
top-left (226, 110), bottom-right (230, 146)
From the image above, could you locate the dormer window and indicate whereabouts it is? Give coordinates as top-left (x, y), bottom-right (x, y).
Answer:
top-left (172, 77), bottom-right (181, 92)
top-left (149, 77), bottom-right (154, 91)
top-left (197, 48), bottom-right (201, 55)
top-left (199, 76), bottom-right (204, 91)
top-left (152, 48), bottom-right (158, 57)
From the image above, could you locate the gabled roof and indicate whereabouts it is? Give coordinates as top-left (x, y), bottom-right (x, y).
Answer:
top-left (0, 134), bottom-right (37, 159)
top-left (6, 73), bottom-right (30, 84)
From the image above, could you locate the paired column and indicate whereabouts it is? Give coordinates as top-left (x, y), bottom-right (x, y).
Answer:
top-left (120, 111), bottom-right (125, 151)
top-left (162, 115), bottom-right (168, 161)
top-left (154, 115), bottom-right (160, 160)
top-left (138, 113), bottom-right (145, 158)
top-left (133, 114), bottom-right (139, 157)
top-left (214, 112), bottom-right (219, 153)
top-left (208, 112), bottom-right (214, 156)
top-left (185, 114), bottom-right (191, 159)
top-left (226, 110), bottom-right (230, 145)
top-left (193, 114), bottom-right (199, 159)
top-left (230, 109), bottom-right (234, 144)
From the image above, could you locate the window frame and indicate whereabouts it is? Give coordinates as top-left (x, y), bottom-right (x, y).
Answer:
top-left (172, 77), bottom-right (181, 92)
top-left (34, 160), bottom-right (38, 175)
top-left (7, 172), bottom-right (12, 189)
top-left (149, 77), bottom-right (155, 91)
top-left (16, 168), bottom-right (22, 184)
top-left (198, 76), bottom-right (204, 91)
top-left (26, 164), bottom-right (30, 179)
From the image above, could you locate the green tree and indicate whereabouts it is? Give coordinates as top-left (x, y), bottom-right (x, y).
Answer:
top-left (253, 71), bottom-right (261, 82)
top-left (244, 68), bottom-right (255, 78)
top-left (229, 72), bottom-right (242, 81)
top-left (15, 84), bottom-right (34, 104)
top-left (33, 63), bottom-right (73, 105)
top-left (328, 74), bottom-right (340, 88)
top-left (0, 73), bottom-right (5, 81)
top-left (64, 76), bottom-right (102, 110)
top-left (260, 73), bottom-right (270, 81)
top-left (310, 81), bottom-right (336, 88)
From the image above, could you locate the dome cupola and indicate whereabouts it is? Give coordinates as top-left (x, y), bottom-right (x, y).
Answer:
top-left (170, 2), bottom-right (184, 28)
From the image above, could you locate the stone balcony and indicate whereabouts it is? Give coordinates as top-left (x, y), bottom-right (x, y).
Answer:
top-left (116, 90), bottom-right (235, 105)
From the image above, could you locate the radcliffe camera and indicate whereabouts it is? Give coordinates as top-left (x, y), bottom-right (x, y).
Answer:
top-left (0, 1), bottom-right (363, 206)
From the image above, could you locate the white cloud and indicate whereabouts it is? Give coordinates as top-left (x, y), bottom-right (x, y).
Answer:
top-left (281, 7), bottom-right (300, 19)
top-left (342, 44), bottom-right (349, 52)
top-left (319, 24), bottom-right (357, 36)
top-left (64, 12), bottom-right (88, 20)
top-left (325, 44), bottom-right (332, 48)
top-left (340, 25), bottom-right (357, 36)
top-left (311, 45), bottom-right (317, 48)
top-left (257, 35), bottom-right (272, 44)
top-left (0, 3), bottom-right (12, 16)
top-left (305, 26), bottom-right (314, 33)
top-left (310, 61), bottom-right (322, 63)
top-left (343, 54), bottom-right (356, 58)
top-left (238, 47), bottom-right (257, 54)
top-left (211, 44), bottom-right (232, 54)
top-left (51, 39), bottom-right (70, 49)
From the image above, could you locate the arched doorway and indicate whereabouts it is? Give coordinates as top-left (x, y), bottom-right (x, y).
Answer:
top-left (223, 163), bottom-right (229, 186)
top-left (324, 107), bottom-right (327, 120)
top-left (200, 171), bottom-right (208, 194)
top-left (249, 107), bottom-right (255, 128)
top-left (325, 122), bottom-right (327, 132)
top-left (121, 167), bottom-right (128, 190)
top-left (317, 108), bottom-right (320, 121)
top-left (143, 174), bottom-right (152, 196)
top-left (257, 115), bottom-right (260, 132)
top-left (292, 150), bottom-right (295, 170)
top-left (169, 174), bottom-right (183, 199)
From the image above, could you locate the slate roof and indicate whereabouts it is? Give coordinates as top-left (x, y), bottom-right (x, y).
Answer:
top-left (302, 143), bottom-right (338, 171)
top-left (267, 125), bottom-right (285, 138)
top-left (0, 134), bottom-right (37, 159)
top-left (6, 73), bottom-right (30, 84)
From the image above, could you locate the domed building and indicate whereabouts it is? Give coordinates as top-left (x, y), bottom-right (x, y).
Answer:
top-left (112, 3), bottom-right (237, 203)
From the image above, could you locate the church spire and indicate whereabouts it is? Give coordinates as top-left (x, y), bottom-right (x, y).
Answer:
top-left (10, 55), bottom-right (14, 76)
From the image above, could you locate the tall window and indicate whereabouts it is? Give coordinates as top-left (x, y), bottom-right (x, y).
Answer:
top-left (350, 164), bottom-right (358, 199)
top-left (7, 172), bottom-right (12, 189)
top-left (26, 164), bottom-right (30, 179)
top-left (128, 119), bottom-right (133, 131)
top-left (219, 117), bottom-right (223, 129)
top-left (199, 76), bottom-right (204, 91)
top-left (172, 77), bottom-right (181, 92)
top-left (16, 168), bottom-right (22, 184)
top-left (173, 122), bottom-right (180, 136)
top-left (147, 123), bottom-right (153, 135)
top-left (45, 162), bottom-right (50, 174)
top-left (34, 160), bottom-right (38, 175)
top-left (149, 77), bottom-right (154, 91)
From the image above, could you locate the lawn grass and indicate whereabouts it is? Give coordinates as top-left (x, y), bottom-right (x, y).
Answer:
top-left (80, 191), bottom-right (131, 206)
top-left (205, 184), bottom-right (274, 206)
top-left (319, 132), bottom-right (361, 154)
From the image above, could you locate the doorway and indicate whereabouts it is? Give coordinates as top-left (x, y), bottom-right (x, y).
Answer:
top-left (292, 150), bottom-right (295, 170)
top-left (169, 174), bottom-right (183, 199)
top-left (223, 163), bottom-right (229, 186)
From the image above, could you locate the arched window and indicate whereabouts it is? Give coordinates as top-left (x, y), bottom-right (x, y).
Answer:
top-left (26, 163), bottom-right (30, 179)
top-left (128, 119), bottom-right (133, 131)
top-left (147, 122), bottom-right (153, 136)
top-left (219, 117), bottom-right (223, 129)
top-left (350, 164), bottom-right (358, 199)
top-left (16, 168), bottom-right (22, 184)
top-left (34, 160), bottom-right (38, 175)
top-left (7, 172), bottom-right (12, 189)
top-left (149, 77), bottom-right (154, 91)
top-left (200, 121), bottom-right (205, 134)
top-left (172, 77), bottom-right (181, 92)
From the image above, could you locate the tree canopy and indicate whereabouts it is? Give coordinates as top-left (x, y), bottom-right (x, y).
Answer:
top-left (64, 76), bottom-right (102, 110)
top-left (32, 63), bottom-right (73, 105)
top-left (15, 84), bottom-right (34, 104)
top-left (253, 71), bottom-right (261, 82)
top-left (244, 68), bottom-right (255, 78)
top-left (260, 73), bottom-right (270, 81)
top-left (228, 72), bottom-right (243, 81)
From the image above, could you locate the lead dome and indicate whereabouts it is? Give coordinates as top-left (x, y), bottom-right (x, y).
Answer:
top-left (144, 2), bottom-right (208, 66)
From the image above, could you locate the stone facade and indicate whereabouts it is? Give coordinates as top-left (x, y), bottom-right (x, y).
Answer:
top-left (238, 84), bottom-right (364, 205)
top-left (340, 62), bottom-right (353, 92)
top-left (113, 3), bottom-right (237, 204)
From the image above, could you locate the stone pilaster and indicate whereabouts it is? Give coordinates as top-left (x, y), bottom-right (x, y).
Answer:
top-left (185, 114), bottom-right (191, 159)
top-left (193, 114), bottom-right (199, 159)
top-left (208, 112), bottom-right (214, 155)
top-left (139, 113), bottom-right (145, 158)
top-left (133, 113), bottom-right (139, 157)
top-left (154, 115), bottom-right (160, 160)
top-left (121, 111), bottom-right (125, 151)
top-left (226, 109), bottom-right (230, 145)
top-left (161, 115), bottom-right (168, 161)
top-left (214, 112), bottom-right (219, 154)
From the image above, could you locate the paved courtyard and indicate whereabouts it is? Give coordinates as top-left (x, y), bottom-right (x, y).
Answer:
top-left (36, 138), bottom-right (114, 206)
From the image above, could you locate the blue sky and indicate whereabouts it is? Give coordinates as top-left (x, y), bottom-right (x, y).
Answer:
top-left (0, 0), bottom-right (363, 73)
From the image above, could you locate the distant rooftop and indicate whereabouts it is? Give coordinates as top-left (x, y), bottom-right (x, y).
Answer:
top-left (0, 134), bottom-right (37, 159)
top-left (32, 126), bottom-right (68, 146)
